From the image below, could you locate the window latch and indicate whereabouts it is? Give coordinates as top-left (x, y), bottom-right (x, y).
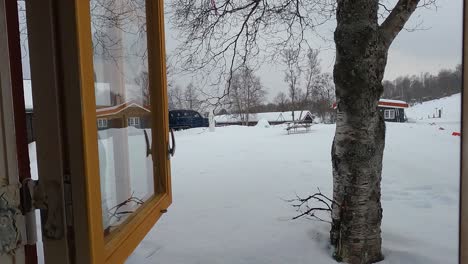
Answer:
top-left (144, 129), bottom-right (152, 157)
top-left (168, 128), bottom-right (176, 158)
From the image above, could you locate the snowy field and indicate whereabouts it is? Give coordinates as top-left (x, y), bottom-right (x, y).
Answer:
top-left (28, 94), bottom-right (461, 264)
top-left (406, 93), bottom-right (461, 124)
top-left (127, 95), bottom-right (461, 264)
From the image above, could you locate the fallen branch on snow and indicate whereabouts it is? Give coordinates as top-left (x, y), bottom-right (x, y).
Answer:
top-left (285, 188), bottom-right (339, 223)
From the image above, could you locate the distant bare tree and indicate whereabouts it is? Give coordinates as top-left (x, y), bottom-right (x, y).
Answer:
top-left (134, 71), bottom-right (149, 105)
top-left (282, 48), bottom-right (303, 122)
top-left (303, 48), bottom-right (321, 102)
top-left (382, 80), bottom-right (397, 99)
top-left (183, 83), bottom-right (201, 111)
top-left (229, 67), bottom-right (266, 125)
top-left (296, 48), bottom-right (322, 118)
top-left (314, 73), bottom-right (335, 122)
top-left (382, 64), bottom-right (462, 104)
top-left (168, 85), bottom-right (184, 110)
top-left (273, 92), bottom-right (289, 112)
top-left (133, 57), bottom-right (174, 106)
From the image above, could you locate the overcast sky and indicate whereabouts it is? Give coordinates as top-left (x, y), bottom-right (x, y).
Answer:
top-left (19, 1), bottom-right (463, 102)
top-left (164, 0), bottom-right (463, 101)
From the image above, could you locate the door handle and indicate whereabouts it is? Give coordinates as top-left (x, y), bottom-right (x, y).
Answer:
top-left (168, 128), bottom-right (176, 158)
top-left (144, 129), bottom-right (151, 157)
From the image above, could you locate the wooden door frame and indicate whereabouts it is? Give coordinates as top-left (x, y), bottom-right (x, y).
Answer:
top-left (0, 0), bottom-right (31, 263)
top-left (25, 1), bottom-right (71, 263)
top-left (4, 0), bottom-right (38, 262)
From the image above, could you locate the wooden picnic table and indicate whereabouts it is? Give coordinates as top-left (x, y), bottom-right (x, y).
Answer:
top-left (285, 122), bottom-right (312, 134)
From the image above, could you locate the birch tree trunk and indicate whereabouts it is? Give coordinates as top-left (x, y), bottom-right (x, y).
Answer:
top-left (330, 1), bottom-right (421, 263)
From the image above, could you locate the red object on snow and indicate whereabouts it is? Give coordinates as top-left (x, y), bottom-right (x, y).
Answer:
top-left (452, 132), bottom-right (461, 136)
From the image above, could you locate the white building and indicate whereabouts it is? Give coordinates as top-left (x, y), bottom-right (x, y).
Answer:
top-left (215, 110), bottom-right (315, 126)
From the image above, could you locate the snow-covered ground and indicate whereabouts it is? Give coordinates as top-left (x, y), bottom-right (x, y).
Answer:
top-left (127, 96), bottom-right (461, 264)
top-left (28, 95), bottom-right (461, 264)
top-left (406, 93), bottom-right (461, 125)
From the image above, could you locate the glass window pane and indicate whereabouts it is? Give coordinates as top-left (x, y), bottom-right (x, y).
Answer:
top-left (90, 0), bottom-right (156, 235)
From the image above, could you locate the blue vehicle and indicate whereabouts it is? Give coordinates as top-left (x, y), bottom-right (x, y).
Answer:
top-left (169, 110), bottom-right (209, 129)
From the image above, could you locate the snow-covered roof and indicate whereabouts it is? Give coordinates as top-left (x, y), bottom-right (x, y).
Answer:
top-left (378, 99), bottom-right (409, 109)
top-left (23, 80), bottom-right (148, 113)
top-left (379, 99), bottom-right (407, 104)
top-left (24, 80), bottom-right (33, 109)
top-left (96, 101), bottom-right (150, 117)
top-left (215, 110), bottom-right (313, 123)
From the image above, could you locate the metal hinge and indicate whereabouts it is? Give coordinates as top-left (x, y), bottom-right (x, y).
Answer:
top-left (20, 177), bottom-right (69, 245)
top-left (20, 179), bottom-right (41, 245)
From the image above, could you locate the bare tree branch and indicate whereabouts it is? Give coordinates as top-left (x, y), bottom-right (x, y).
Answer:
top-left (170, 0), bottom-right (335, 102)
top-left (379, 0), bottom-right (436, 46)
top-left (285, 188), bottom-right (339, 222)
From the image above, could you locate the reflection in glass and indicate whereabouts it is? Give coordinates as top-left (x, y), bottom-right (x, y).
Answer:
top-left (90, 0), bottom-right (155, 234)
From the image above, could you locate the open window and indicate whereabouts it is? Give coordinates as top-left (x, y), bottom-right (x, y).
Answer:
top-left (25, 0), bottom-right (171, 263)
top-left (73, 1), bottom-right (172, 262)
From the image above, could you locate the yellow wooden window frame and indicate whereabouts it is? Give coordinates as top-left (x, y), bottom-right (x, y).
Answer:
top-left (74, 0), bottom-right (172, 263)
